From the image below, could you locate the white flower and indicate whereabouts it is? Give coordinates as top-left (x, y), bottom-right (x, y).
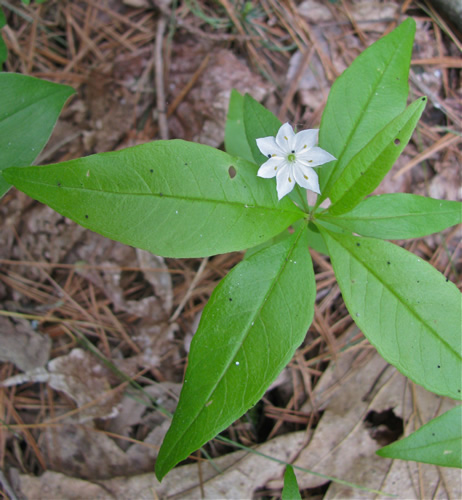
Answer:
top-left (256, 122), bottom-right (336, 200)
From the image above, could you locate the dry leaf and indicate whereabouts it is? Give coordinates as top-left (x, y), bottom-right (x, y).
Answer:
top-left (349, 1), bottom-right (399, 32)
top-left (1, 348), bottom-right (121, 422)
top-left (42, 383), bottom-right (180, 479)
top-left (0, 316), bottom-right (51, 371)
top-left (72, 233), bottom-right (172, 320)
top-left (43, 424), bottom-right (130, 480)
top-left (298, 0), bottom-right (333, 23)
top-left (267, 347), bottom-right (459, 498)
top-left (47, 348), bottom-right (122, 421)
top-left (169, 47), bottom-right (272, 147)
top-left (15, 431), bottom-right (305, 499)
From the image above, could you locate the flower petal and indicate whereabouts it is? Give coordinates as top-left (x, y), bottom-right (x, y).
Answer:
top-left (257, 157), bottom-right (283, 178)
top-left (256, 136), bottom-right (284, 158)
top-left (276, 164), bottom-right (295, 199)
top-left (275, 122), bottom-right (295, 152)
top-left (298, 146), bottom-right (336, 168)
top-left (293, 165), bottom-right (320, 194)
top-left (293, 129), bottom-right (319, 153)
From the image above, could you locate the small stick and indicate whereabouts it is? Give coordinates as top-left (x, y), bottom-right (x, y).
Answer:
top-left (155, 15), bottom-right (169, 140)
top-left (393, 133), bottom-right (461, 179)
top-left (170, 258), bottom-right (209, 323)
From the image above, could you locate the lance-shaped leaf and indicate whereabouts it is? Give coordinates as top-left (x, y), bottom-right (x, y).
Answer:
top-left (327, 97), bottom-right (427, 216)
top-left (377, 406), bottom-right (462, 468)
top-left (319, 227), bottom-right (462, 400)
top-left (224, 89), bottom-right (254, 163)
top-left (155, 226), bottom-right (315, 479)
top-left (4, 140), bottom-right (305, 258)
top-left (317, 18), bottom-right (415, 204)
top-left (0, 73), bottom-right (75, 198)
top-left (282, 466), bottom-right (302, 500)
top-left (319, 194), bottom-right (462, 240)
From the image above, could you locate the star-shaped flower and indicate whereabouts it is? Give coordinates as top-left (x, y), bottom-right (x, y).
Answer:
top-left (256, 123), bottom-right (336, 200)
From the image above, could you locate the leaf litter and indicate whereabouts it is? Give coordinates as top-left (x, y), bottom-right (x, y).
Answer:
top-left (0, 0), bottom-right (460, 498)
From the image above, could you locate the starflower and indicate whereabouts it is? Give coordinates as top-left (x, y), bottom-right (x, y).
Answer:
top-left (256, 123), bottom-right (336, 200)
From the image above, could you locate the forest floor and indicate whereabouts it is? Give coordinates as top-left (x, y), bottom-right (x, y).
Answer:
top-left (0, 0), bottom-right (460, 498)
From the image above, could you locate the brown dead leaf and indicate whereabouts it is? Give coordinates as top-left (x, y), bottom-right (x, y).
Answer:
top-left (267, 344), bottom-right (459, 498)
top-left (298, 0), bottom-right (333, 23)
top-left (13, 469), bottom-right (111, 500)
top-left (83, 80), bottom-right (137, 155)
top-left (1, 348), bottom-right (121, 422)
top-left (43, 423), bottom-right (130, 480)
top-left (10, 205), bottom-right (86, 282)
top-left (169, 46), bottom-right (272, 146)
top-left (350, 1), bottom-right (399, 32)
top-left (47, 348), bottom-right (122, 421)
top-left (0, 316), bottom-right (51, 371)
top-left (32, 383), bottom-right (181, 480)
top-left (71, 232), bottom-right (172, 320)
top-left (15, 431), bottom-right (305, 499)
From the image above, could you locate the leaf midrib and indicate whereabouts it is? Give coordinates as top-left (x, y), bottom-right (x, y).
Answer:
top-left (9, 177), bottom-right (304, 215)
top-left (321, 209), bottom-right (458, 222)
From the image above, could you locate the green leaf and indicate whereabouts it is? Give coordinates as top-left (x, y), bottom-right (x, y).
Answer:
top-left (319, 227), bottom-right (462, 400)
top-left (318, 18), bottom-right (415, 204)
top-left (319, 194), bottom-right (462, 240)
top-left (155, 225), bottom-right (316, 479)
top-left (282, 465), bottom-right (302, 500)
top-left (243, 93), bottom-right (281, 165)
top-left (0, 73), bottom-right (75, 198)
top-left (377, 406), bottom-right (462, 468)
top-left (327, 97), bottom-right (427, 216)
top-left (4, 140), bottom-right (305, 258)
top-left (224, 89), bottom-right (254, 163)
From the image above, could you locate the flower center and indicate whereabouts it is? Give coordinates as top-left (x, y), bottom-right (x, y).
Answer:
top-left (287, 153), bottom-right (296, 162)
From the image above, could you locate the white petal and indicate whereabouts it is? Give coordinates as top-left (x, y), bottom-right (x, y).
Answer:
top-left (275, 123), bottom-right (295, 152)
top-left (298, 146), bottom-right (336, 168)
top-left (293, 129), bottom-right (318, 153)
top-left (293, 165), bottom-right (320, 194)
top-left (256, 136), bottom-right (284, 157)
top-left (276, 164), bottom-right (296, 199)
top-left (257, 157), bottom-right (283, 178)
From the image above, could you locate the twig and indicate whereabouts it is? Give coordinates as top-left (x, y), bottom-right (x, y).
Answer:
top-left (392, 132), bottom-right (461, 179)
top-left (410, 70), bottom-right (462, 127)
top-left (155, 15), bottom-right (169, 140)
top-left (35, 131), bottom-right (82, 165)
top-left (278, 45), bottom-right (315, 121)
top-left (170, 257), bottom-right (209, 323)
